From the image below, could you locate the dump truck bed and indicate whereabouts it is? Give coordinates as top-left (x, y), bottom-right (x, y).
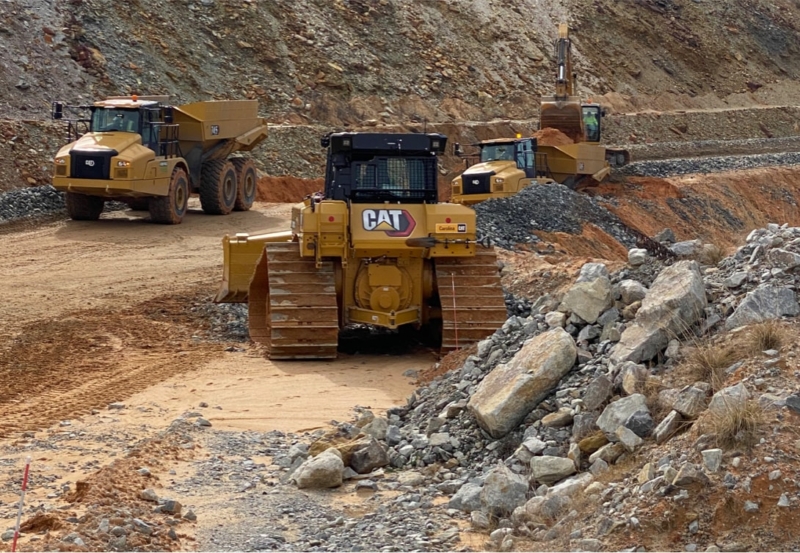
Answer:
top-left (173, 100), bottom-right (268, 158)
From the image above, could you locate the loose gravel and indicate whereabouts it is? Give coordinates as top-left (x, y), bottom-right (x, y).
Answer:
top-left (0, 185), bottom-right (65, 223)
top-left (619, 151), bottom-right (800, 179)
top-left (184, 429), bottom-right (463, 552)
top-left (475, 183), bottom-right (638, 250)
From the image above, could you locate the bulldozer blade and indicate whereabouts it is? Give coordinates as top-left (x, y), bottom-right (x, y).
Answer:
top-left (214, 230), bottom-right (294, 303)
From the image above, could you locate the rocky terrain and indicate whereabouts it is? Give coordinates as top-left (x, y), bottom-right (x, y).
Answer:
top-left (4, 0), bottom-right (800, 552)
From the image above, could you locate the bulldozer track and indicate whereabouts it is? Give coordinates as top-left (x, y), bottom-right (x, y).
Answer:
top-left (248, 242), bottom-right (340, 359)
top-left (434, 247), bottom-right (508, 352)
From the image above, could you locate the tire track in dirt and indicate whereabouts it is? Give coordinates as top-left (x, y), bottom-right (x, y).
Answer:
top-left (0, 287), bottom-right (227, 438)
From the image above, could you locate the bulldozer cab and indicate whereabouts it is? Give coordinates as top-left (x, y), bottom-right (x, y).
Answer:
top-left (322, 132), bottom-right (446, 204)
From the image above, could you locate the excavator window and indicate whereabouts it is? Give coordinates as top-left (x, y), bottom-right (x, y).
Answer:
top-left (582, 106), bottom-right (601, 142)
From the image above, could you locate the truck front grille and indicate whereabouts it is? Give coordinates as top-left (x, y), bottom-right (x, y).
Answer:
top-left (70, 150), bottom-right (116, 180)
top-left (462, 171), bottom-right (494, 195)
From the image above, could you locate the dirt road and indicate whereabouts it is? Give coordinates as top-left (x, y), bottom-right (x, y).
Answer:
top-left (0, 201), bottom-right (420, 439)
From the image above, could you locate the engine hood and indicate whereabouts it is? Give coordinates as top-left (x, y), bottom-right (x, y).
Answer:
top-left (70, 132), bottom-right (141, 153)
top-left (463, 160), bottom-right (515, 175)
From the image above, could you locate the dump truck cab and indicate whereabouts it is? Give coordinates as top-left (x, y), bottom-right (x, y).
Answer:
top-left (451, 137), bottom-right (554, 205)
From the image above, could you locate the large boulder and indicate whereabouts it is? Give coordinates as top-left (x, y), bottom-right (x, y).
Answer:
top-left (448, 482), bottom-right (483, 512)
top-left (617, 279), bottom-right (648, 305)
top-left (596, 394), bottom-right (654, 438)
top-left (480, 464), bottom-right (529, 516)
top-left (725, 285), bottom-right (800, 330)
top-left (349, 438), bottom-right (389, 474)
top-left (530, 456), bottom-right (577, 485)
top-left (707, 382), bottom-right (750, 417)
top-left (611, 261), bottom-right (707, 364)
top-left (294, 448), bottom-right (344, 489)
top-left (559, 263), bottom-right (614, 324)
top-left (468, 328), bottom-right (577, 438)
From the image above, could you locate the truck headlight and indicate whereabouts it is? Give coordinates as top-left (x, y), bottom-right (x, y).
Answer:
top-left (116, 160), bottom-right (130, 167)
top-left (495, 178), bottom-right (504, 184)
top-left (54, 158), bottom-right (67, 165)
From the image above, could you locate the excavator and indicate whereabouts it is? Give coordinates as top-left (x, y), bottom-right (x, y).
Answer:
top-left (214, 132), bottom-right (508, 359)
top-left (451, 23), bottom-right (629, 205)
top-left (539, 23), bottom-right (630, 170)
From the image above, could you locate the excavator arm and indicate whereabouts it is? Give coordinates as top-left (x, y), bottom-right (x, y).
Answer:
top-left (554, 23), bottom-right (574, 100)
top-left (539, 23), bottom-right (585, 143)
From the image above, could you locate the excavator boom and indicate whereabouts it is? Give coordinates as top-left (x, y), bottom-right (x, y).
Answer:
top-left (539, 23), bottom-right (584, 143)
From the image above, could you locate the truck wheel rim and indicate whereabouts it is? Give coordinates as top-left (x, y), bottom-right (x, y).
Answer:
top-left (176, 183), bottom-right (187, 212)
top-left (224, 175), bottom-right (235, 203)
top-left (244, 172), bottom-right (255, 199)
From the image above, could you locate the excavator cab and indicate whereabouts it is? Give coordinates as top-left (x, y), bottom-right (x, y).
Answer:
top-left (582, 104), bottom-right (602, 143)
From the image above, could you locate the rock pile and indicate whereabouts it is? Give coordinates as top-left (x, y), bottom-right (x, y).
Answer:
top-left (285, 223), bottom-right (800, 550)
top-left (474, 183), bottom-right (638, 250)
top-left (0, 185), bottom-right (65, 223)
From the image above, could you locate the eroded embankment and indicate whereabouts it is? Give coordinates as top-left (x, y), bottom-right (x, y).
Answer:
top-left (590, 166), bottom-right (800, 251)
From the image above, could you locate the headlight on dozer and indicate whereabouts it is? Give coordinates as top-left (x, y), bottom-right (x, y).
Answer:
top-left (116, 160), bottom-right (130, 167)
top-left (54, 158), bottom-right (67, 165)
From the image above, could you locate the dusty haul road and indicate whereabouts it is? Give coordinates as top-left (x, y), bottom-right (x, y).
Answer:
top-left (0, 201), bottom-right (420, 439)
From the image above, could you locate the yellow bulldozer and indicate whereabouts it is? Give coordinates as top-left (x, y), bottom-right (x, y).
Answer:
top-left (51, 96), bottom-right (268, 224)
top-left (451, 23), bottom-right (629, 205)
top-left (214, 132), bottom-right (508, 359)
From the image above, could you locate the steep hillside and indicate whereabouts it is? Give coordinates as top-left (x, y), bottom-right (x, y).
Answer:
top-left (4, 0), bottom-right (800, 126)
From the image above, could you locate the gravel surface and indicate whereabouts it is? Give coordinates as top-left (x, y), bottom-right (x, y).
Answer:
top-left (0, 185), bottom-right (140, 225)
top-left (619, 151), bottom-right (800, 179)
top-left (475, 183), bottom-right (638, 250)
top-left (625, 136), bottom-right (800, 162)
top-left (0, 185), bottom-right (65, 223)
top-left (184, 429), bottom-right (463, 552)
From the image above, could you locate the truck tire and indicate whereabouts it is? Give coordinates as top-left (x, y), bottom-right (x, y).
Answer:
top-left (149, 167), bottom-right (189, 224)
top-left (231, 157), bottom-right (257, 211)
top-left (66, 192), bottom-right (104, 221)
top-left (200, 159), bottom-right (237, 215)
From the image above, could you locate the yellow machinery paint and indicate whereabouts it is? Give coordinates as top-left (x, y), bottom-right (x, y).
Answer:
top-left (50, 96), bottom-right (267, 224)
top-left (451, 23), bottom-right (629, 204)
top-left (215, 132), bottom-right (508, 359)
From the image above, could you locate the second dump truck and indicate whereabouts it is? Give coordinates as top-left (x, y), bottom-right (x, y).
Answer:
top-left (51, 95), bottom-right (268, 224)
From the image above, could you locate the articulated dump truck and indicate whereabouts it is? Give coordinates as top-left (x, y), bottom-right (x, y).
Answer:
top-left (215, 132), bottom-right (508, 360)
top-left (51, 95), bottom-right (268, 224)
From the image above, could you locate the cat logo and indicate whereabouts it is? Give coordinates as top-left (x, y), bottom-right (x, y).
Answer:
top-left (471, 179), bottom-right (480, 185)
top-left (85, 160), bottom-right (95, 167)
top-left (362, 208), bottom-right (416, 237)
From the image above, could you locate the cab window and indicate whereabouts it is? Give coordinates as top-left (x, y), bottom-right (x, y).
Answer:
top-left (480, 144), bottom-right (514, 162)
